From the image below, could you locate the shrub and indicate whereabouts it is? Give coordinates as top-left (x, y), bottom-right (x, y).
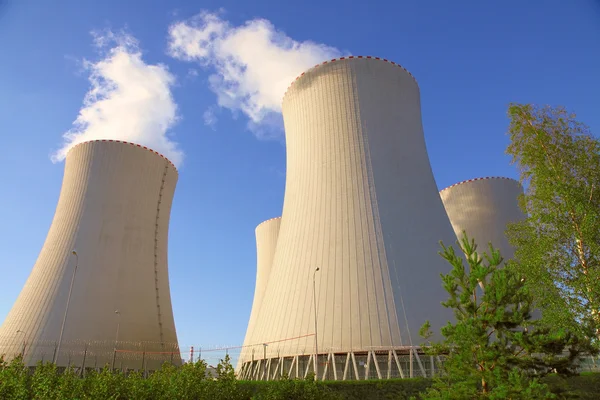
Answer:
top-left (85, 366), bottom-right (127, 399)
top-left (0, 355), bottom-right (598, 399)
top-left (29, 362), bottom-right (58, 399)
top-left (254, 377), bottom-right (343, 400)
top-left (0, 356), bottom-right (29, 400)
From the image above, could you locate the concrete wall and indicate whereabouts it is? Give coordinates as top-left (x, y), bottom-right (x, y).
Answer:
top-left (237, 217), bottom-right (281, 369)
top-left (0, 140), bottom-right (180, 369)
top-left (440, 177), bottom-right (526, 261)
top-left (241, 57), bottom-right (458, 363)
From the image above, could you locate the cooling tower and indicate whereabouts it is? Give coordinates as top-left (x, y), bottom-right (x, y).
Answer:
top-left (237, 217), bottom-right (281, 370)
top-left (440, 177), bottom-right (526, 261)
top-left (238, 56), bottom-right (458, 381)
top-left (0, 140), bottom-right (180, 370)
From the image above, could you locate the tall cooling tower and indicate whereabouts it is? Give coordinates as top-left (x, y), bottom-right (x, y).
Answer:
top-left (440, 177), bottom-right (526, 261)
top-left (238, 57), bottom-right (458, 381)
top-left (0, 140), bottom-right (180, 370)
top-left (237, 217), bottom-right (281, 370)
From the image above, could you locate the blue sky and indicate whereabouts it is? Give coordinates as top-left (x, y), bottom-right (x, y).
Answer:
top-left (0, 0), bottom-right (598, 365)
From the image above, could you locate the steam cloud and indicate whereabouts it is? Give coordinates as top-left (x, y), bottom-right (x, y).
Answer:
top-left (167, 11), bottom-right (343, 136)
top-left (53, 31), bottom-right (183, 167)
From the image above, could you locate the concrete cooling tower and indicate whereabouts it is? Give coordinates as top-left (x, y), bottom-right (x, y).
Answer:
top-left (440, 177), bottom-right (526, 261)
top-left (237, 217), bottom-right (281, 370)
top-left (238, 56), bottom-right (459, 381)
top-left (0, 140), bottom-right (180, 371)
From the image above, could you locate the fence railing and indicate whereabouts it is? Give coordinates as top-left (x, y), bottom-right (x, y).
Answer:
top-left (3, 338), bottom-right (599, 381)
top-left (0, 339), bottom-right (182, 373)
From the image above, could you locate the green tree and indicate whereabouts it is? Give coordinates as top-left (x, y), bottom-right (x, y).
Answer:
top-left (216, 353), bottom-right (236, 381)
top-left (419, 234), bottom-right (582, 399)
top-left (210, 354), bottom-right (251, 400)
top-left (505, 103), bottom-right (600, 338)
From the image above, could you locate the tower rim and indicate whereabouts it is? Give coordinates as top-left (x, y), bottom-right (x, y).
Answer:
top-left (282, 56), bottom-right (418, 105)
top-left (65, 139), bottom-right (178, 174)
top-left (440, 176), bottom-right (520, 193)
top-left (255, 216), bottom-right (282, 230)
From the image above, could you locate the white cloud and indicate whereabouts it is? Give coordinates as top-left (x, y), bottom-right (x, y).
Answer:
top-left (203, 106), bottom-right (217, 128)
top-left (53, 30), bottom-right (183, 167)
top-left (167, 11), bottom-right (343, 134)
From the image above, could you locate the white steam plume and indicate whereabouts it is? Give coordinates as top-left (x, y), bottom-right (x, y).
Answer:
top-left (53, 30), bottom-right (183, 167)
top-left (167, 11), bottom-right (343, 136)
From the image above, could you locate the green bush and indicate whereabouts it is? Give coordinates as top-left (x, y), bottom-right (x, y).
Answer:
top-left (57, 366), bottom-right (85, 398)
top-left (85, 367), bottom-right (127, 399)
top-left (543, 373), bottom-right (600, 400)
top-left (123, 370), bottom-right (153, 400)
top-left (325, 378), bottom-right (432, 400)
top-left (0, 356), bottom-right (29, 400)
top-left (29, 362), bottom-right (59, 399)
top-left (248, 377), bottom-right (342, 400)
top-left (0, 354), bottom-right (599, 399)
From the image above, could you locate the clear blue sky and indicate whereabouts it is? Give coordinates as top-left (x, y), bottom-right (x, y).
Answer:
top-left (0, 0), bottom-right (598, 365)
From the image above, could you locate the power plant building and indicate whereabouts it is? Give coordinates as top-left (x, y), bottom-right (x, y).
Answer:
top-left (0, 140), bottom-right (181, 370)
top-left (440, 177), bottom-right (526, 261)
top-left (0, 57), bottom-right (529, 382)
top-left (238, 57), bottom-right (460, 381)
top-left (238, 217), bottom-right (281, 367)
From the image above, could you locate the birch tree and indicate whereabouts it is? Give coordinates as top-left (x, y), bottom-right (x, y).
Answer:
top-left (506, 103), bottom-right (600, 338)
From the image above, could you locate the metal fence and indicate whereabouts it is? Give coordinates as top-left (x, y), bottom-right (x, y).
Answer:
top-left (0, 339), bottom-right (182, 373)
top-left (2, 339), bottom-right (599, 381)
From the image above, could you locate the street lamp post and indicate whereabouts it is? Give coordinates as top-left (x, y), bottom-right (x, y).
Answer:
top-left (54, 250), bottom-right (78, 364)
top-left (312, 267), bottom-right (320, 380)
top-left (16, 330), bottom-right (26, 357)
top-left (262, 343), bottom-right (268, 381)
top-left (112, 310), bottom-right (120, 370)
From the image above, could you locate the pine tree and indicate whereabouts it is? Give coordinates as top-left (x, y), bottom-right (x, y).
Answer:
top-left (419, 233), bottom-right (585, 399)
